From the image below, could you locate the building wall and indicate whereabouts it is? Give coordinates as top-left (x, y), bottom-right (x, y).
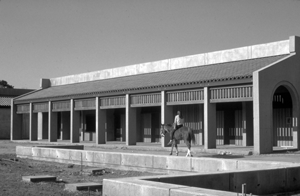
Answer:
top-left (253, 37), bottom-right (300, 154)
top-left (0, 107), bottom-right (11, 139)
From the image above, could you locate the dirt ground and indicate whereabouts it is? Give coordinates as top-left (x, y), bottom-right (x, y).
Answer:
top-left (3, 140), bottom-right (300, 196)
top-left (0, 141), bottom-right (159, 196)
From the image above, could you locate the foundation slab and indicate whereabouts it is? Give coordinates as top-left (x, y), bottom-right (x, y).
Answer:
top-left (65, 182), bottom-right (102, 191)
top-left (22, 175), bottom-right (57, 182)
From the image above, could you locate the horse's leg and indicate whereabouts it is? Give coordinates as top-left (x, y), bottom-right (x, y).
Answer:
top-left (175, 143), bottom-right (179, 156)
top-left (169, 142), bottom-right (174, 155)
top-left (186, 142), bottom-right (191, 157)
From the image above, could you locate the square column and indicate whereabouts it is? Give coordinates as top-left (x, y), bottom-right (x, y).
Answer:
top-left (253, 73), bottom-right (272, 154)
top-left (161, 91), bottom-right (173, 147)
top-left (11, 101), bottom-right (22, 140)
top-left (80, 111), bottom-right (84, 141)
top-left (204, 87), bottom-right (217, 149)
top-left (38, 112), bottom-right (43, 140)
top-left (70, 99), bottom-right (80, 143)
top-left (198, 104), bottom-right (204, 145)
top-left (96, 97), bottom-right (106, 144)
top-left (242, 102), bottom-right (253, 146)
top-left (29, 103), bottom-right (38, 141)
top-left (48, 101), bottom-right (58, 142)
top-left (126, 94), bottom-right (137, 145)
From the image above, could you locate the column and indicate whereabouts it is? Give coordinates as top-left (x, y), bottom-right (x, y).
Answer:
top-left (161, 91), bottom-right (173, 147)
top-left (242, 102), bottom-right (253, 146)
top-left (48, 101), bottom-right (58, 142)
top-left (198, 104), bottom-right (204, 145)
top-left (96, 97), bottom-right (106, 144)
top-left (29, 103), bottom-right (38, 141)
top-left (38, 112), bottom-right (43, 140)
top-left (253, 73), bottom-right (272, 154)
top-left (126, 94), bottom-right (137, 145)
top-left (80, 111), bottom-right (85, 141)
top-left (70, 99), bottom-right (80, 143)
top-left (204, 87), bottom-right (217, 149)
top-left (11, 101), bottom-right (22, 140)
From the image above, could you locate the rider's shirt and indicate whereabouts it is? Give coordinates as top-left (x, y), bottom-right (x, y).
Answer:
top-left (174, 115), bottom-right (184, 126)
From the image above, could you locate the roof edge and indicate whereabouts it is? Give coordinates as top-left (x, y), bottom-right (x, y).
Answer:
top-left (253, 53), bottom-right (296, 74)
top-left (49, 38), bottom-right (291, 87)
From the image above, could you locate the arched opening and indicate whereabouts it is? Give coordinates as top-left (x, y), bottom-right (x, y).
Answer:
top-left (273, 86), bottom-right (293, 147)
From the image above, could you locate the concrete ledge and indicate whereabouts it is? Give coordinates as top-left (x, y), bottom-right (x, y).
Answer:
top-left (37, 145), bottom-right (84, 150)
top-left (65, 182), bottom-right (102, 191)
top-left (170, 187), bottom-right (238, 196)
top-left (22, 175), bottom-right (57, 182)
top-left (16, 146), bottom-right (300, 196)
top-left (83, 168), bottom-right (105, 174)
top-left (103, 178), bottom-right (187, 196)
top-left (16, 146), bottom-right (299, 174)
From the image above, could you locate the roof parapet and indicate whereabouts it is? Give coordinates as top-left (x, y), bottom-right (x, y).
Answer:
top-left (50, 37), bottom-right (292, 87)
top-left (40, 78), bottom-right (51, 89)
top-left (289, 35), bottom-right (300, 53)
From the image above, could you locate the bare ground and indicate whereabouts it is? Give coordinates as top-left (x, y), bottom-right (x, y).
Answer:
top-left (0, 141), bottom-right (158, 196)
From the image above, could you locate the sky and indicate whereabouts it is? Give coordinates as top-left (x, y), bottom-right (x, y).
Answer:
top-left (1, 0), bottom-right (300, 89)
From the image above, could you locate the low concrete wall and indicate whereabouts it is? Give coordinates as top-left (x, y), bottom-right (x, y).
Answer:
top-left (103, 177), bottom-right (239, 196)
top-left (104, 166), bottom-right (300, 196)
top-left (16, 146), bottom-right (300, 196)
top-left (16, 146), bottom-right (296, 174)
top-left (36, 145), bottom-right (84, 150)
top-left (146, 166), bottom-right (300, 195)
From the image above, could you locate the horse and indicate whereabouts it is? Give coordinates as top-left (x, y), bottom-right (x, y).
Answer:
top-left (160, 124), bottom-right (195, 157)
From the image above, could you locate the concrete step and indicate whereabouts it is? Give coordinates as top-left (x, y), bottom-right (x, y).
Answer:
top-left (22, 175), bottom-right (57, 182)
top-left (65, 182), bottom-right (102, 192)
top-left (83, 167), bottom-right (105, 174)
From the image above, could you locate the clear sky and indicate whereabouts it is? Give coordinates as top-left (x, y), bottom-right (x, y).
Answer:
top-left (1, 0), bottom-right (300, 89)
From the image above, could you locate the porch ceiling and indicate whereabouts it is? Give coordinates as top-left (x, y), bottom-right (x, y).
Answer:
top-left (15, 54), bottom-right (288, 103)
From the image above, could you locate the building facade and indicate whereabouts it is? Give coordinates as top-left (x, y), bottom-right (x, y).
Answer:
top-left (11, 36), bottom-right (300, 154)
top-left (0, 88), bottom-right (33, 139)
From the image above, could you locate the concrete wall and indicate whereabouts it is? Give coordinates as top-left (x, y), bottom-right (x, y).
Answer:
top-left (103, 165), bottom-right (300, 196)
top-left (49, 39), bottom-right (290, 86)
top-left (253, 36), bottom-right (300, 154)
top-left (144, 166), bottom-right (300, 195)
top-left (16, 145), bottom-right (300, 196)
top-left (16, 146), bottom-right (296, 173)
top-left (0, 107), bottom-right (10, 139)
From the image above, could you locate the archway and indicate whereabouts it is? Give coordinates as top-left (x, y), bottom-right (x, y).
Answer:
top-left (272, 84), bottom-right (299, 149)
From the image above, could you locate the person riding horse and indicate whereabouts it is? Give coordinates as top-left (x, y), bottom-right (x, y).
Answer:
top-left (167, 111), bottom-right (184, 145)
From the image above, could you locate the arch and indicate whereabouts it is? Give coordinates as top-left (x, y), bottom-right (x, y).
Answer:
top-left (272, 81), bottom-right (299, 149)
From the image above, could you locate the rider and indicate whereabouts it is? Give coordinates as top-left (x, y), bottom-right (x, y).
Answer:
top-left (167, 111), bottom-right (184, 145)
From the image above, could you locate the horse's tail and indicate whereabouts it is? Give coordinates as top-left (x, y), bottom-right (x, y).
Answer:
top-left (189, 128), bottom-right (196, 145)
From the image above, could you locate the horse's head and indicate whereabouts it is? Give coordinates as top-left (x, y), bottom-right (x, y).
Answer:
top-left (160, 124), bottom-right (172, 137)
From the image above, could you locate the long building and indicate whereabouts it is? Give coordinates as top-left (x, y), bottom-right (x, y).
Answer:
top-left (0, 88), bottom-right (34, 139)
top-left (11, 36), bottom-right (300, 154)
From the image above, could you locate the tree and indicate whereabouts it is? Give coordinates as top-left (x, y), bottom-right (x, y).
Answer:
top-left (0, 80), bottom-right (14, 88)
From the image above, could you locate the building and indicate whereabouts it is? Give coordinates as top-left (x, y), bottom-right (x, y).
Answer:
top-left (11, 36), bottom-right (300, 154)
top-left (0, 88), bottom-right (34, 139)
